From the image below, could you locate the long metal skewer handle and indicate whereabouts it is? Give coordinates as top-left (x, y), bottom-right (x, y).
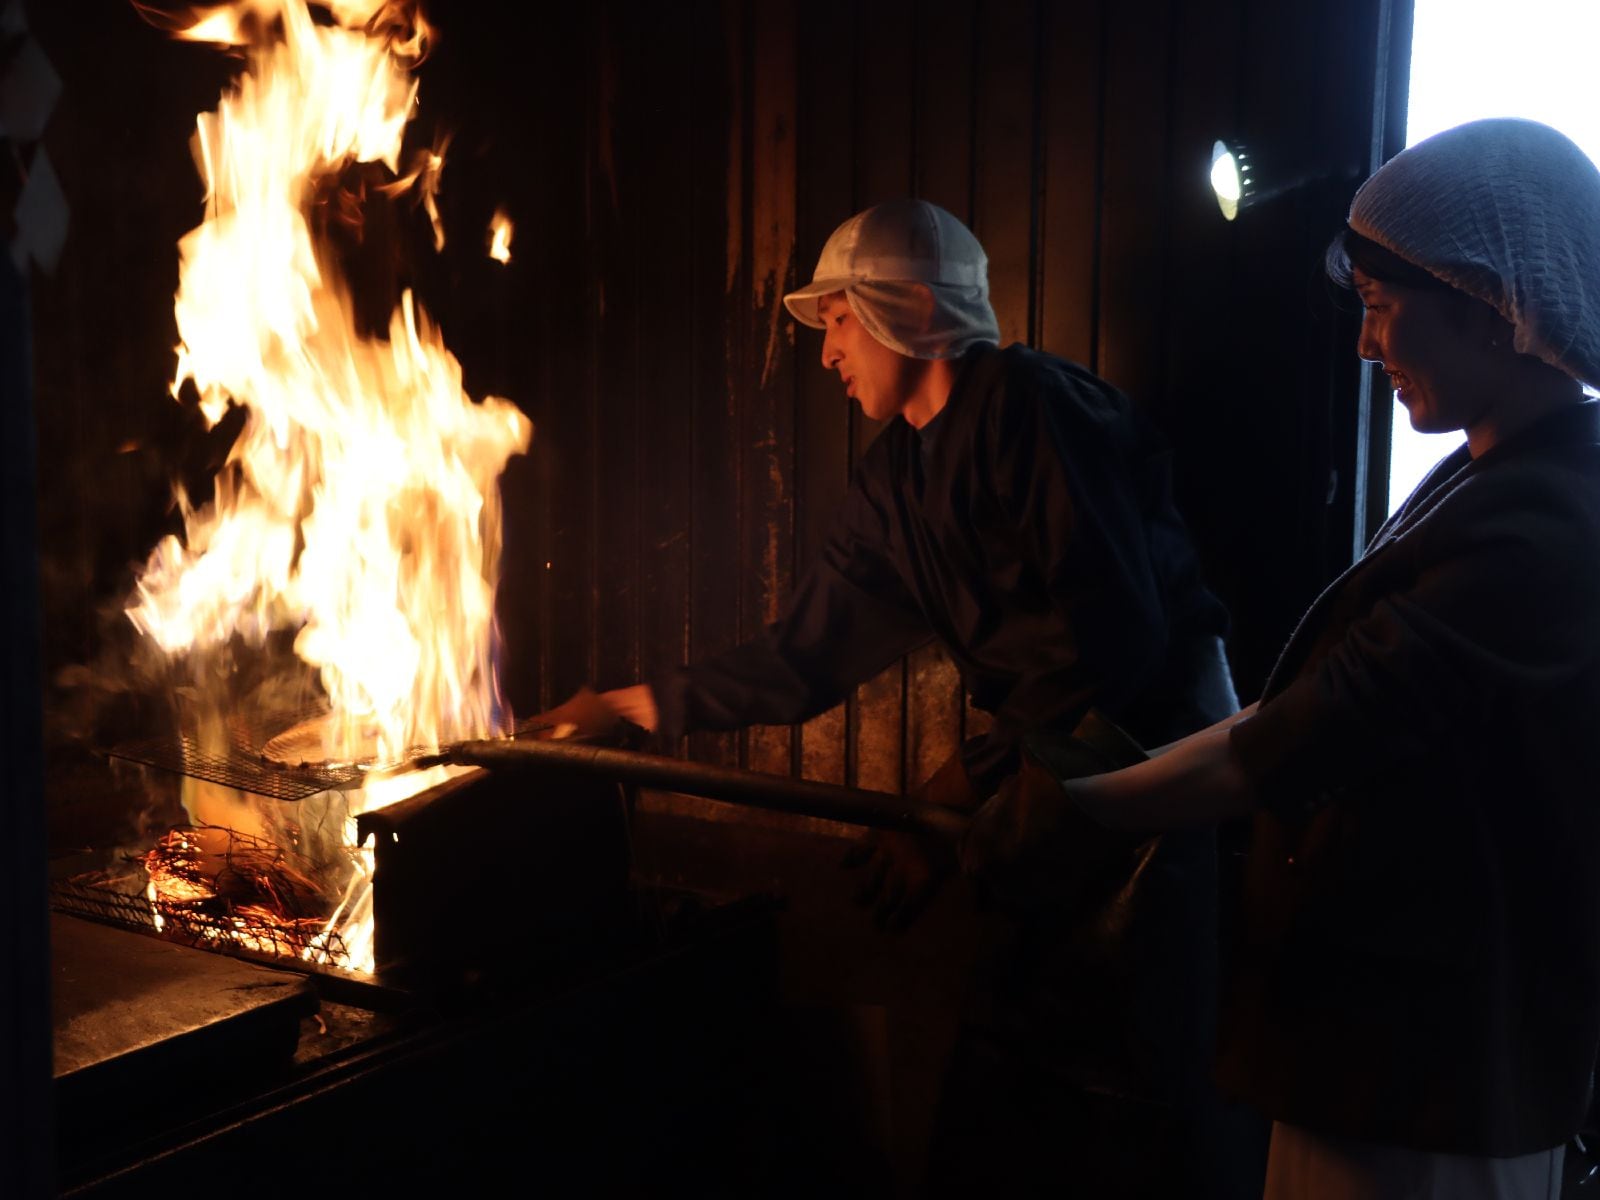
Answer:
top-left (431, 738), bottom-right (971, 841)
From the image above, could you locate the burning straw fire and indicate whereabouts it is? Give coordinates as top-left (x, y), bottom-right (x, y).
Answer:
top-left (124, 0), bottom-right (528, 972)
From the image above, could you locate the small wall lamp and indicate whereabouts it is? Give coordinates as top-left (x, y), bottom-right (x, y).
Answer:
top-left (1210, 136), bottom-right (1358, 221)
top-left (1210, 139), bottom-right (1253, 221)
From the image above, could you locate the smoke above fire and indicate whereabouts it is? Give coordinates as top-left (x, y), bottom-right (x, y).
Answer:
top-left (125, 0), bottom-right (531, 766)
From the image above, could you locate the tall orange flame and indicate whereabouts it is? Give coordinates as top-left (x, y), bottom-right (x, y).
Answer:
top-left (127, 0), bottom-right (531, 770)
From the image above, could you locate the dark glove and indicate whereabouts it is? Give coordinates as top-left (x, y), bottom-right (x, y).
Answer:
top-left (841, 829), bottom-right (951, 931)
top-left (960, 711), bottom-right (1149, 912)
top-left (914, 742), bottom-right (985, 813)
top-left (840, 749), bottom-right (981, 931)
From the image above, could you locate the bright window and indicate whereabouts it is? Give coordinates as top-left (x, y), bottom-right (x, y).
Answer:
top-left (1386, 0), bottom-right (1600, 513)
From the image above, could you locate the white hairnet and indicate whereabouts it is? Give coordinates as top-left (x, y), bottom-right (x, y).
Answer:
top-left (1349, 118), bottom-right (1600, 388)
top-left (784, 199), bottom-right (1001, 360)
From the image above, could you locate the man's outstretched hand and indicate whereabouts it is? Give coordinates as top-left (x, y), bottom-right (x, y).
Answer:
top-left (594, 684), bottom-right (659, 733)
top-left (531, 684), bottom-right (659, 743)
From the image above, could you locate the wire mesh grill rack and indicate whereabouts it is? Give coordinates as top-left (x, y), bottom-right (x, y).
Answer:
top-left (51, 876), bottom-right (355, 970)
top-left (107, 708), bottom-right (368, 802)
top-left (106, 707), bottom-right (571, 802)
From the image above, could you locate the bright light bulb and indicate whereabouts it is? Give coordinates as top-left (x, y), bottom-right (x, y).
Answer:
top-left (1211, 140), bottom-right (1242, 220)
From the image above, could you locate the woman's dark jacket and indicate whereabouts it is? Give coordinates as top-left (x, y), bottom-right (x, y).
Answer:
top-left (1225, 400), bottom-right (1600, 1155)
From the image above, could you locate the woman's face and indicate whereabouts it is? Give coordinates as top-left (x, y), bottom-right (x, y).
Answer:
top-left (1352, 268), bottom-right (1497, 436)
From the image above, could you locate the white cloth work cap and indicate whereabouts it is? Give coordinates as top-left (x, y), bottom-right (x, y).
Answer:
top-left (783, 198), bottom-right (1001, 360)
top-left (1349, 117), bottom-right (1600, 389)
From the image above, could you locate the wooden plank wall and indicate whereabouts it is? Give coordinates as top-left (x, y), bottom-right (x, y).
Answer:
top-left (28, 0), bottom-right (1408, 790)
top-left (477, 0), bottom-right (1406, 790)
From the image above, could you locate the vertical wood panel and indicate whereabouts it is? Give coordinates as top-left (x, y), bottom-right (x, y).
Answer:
top-left (913, 0), bottom-right (977, 220)
top-left (972, 0), bottom-right (1037, 349)
top-left (687, 0), bottom-right (741, 767)
top-left (1097, 0), bottom-right (1174, 404)
top-left (855, 0), bottom-right (917, 209)
top-left (633, 1), bottom-right (696, 724)
top-left (795, 5), bottom-right (856, 785)
top-left (540, 6), bottom-right (600, 706)
top-left (592, 2), bottom-right (642, 692)
top-left (902, 643), bottom-right (957, 790)
top-left (742, 0), bottom-right (799, 776)
top-left (1038, 0), bottom-right (1106, 368)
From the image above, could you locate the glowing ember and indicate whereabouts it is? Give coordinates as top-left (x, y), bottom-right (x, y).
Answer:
top-left (126, 1), bottom-right (528, 973)
top-left (488, 208), bottom-right (512, 263)
top-left (143, 824), bottom-right (341, 960)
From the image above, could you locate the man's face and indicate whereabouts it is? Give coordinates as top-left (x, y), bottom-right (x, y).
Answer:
top-left (817, 292), bottom-right (919, 423)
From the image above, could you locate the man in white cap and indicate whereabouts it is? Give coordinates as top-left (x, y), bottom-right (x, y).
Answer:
top-left (601, 198), bottom-right (1233, 852)
top-left (575, 198), bottom-right (1249, 1193)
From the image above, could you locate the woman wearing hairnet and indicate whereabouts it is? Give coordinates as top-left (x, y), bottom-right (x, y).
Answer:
top-left (969, 117), bottom-right (1600, 1198)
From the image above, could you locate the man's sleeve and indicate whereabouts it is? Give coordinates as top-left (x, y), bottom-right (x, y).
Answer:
top-left (958, 368), bottom-right (1173, 795)
top-left (652, 469), bottom-right (933, 742)
top-left (1231, 472), bottom-right (1600, 813)
top-left (1016, 371), bottom-right (1174, 690)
